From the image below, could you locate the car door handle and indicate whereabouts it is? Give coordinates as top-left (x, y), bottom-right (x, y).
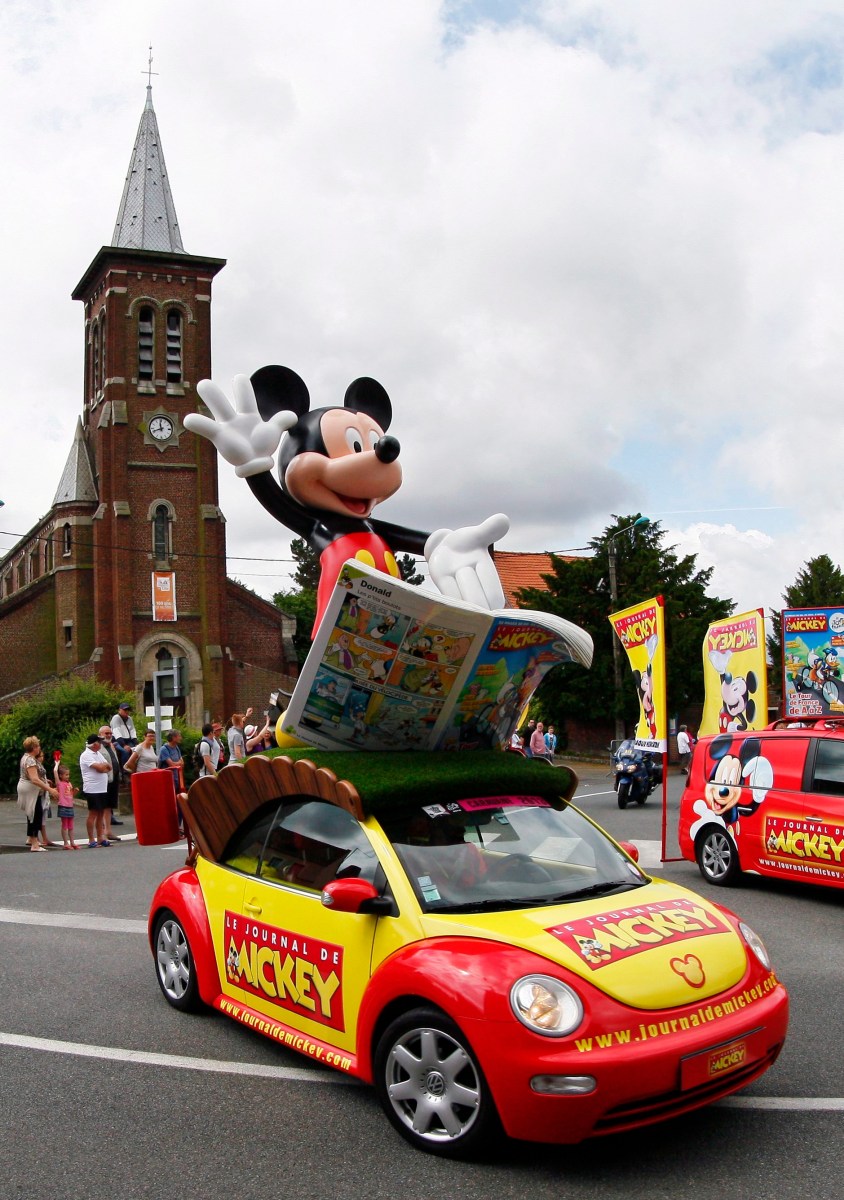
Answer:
top-left (244, 901), bottom-right (262, 915)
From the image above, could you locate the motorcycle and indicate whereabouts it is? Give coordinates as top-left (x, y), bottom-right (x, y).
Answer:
top-left (613, 740), bottom-right (657, 809)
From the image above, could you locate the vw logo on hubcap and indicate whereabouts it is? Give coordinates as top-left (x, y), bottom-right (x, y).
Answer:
top-left (424, 1070), bottom-right (446, 1096)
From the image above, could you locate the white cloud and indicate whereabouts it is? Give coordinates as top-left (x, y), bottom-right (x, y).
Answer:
top-left (2, 1), bottom-right (844, 619)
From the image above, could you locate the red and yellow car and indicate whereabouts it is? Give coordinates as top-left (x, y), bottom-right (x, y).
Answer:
top-left (146, 751), bottom-right (788, 1156)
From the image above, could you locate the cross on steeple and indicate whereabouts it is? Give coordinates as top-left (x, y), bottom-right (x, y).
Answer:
top-left (143, 45), bottom-right (158, 89)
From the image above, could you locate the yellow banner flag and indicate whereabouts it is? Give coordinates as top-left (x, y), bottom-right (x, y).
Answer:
top-left (609, 596), bottom-right (667, 751)
top-left (699, 609), bottom-right (768, 735)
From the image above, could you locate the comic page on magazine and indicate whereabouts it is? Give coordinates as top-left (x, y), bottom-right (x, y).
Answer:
top-left (282, 560), bottom-right (592, 752)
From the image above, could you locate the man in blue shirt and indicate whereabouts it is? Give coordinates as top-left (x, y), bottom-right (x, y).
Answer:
top-left (158, 730), bottom-right (185, 794)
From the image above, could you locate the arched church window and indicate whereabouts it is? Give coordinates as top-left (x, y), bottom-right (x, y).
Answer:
top-left (152, 502), bottom-right (173, 562)
top-left (44, 532), bottom-right (54, 573)
top-left (138, 307), bottom-right (155, 382)
top-left (92, 320), bottom-right (101, 395)
top-left (166, 309), bottom-right (182, 384)
top-left (62, 523), bottom-right (72, 557)
top-left (99, 315), bottom-right (107, 388)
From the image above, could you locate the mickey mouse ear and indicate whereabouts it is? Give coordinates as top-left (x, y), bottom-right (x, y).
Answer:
top-left (250, 365), bottom-right (311, 423)
top-left (344, 377), bottom-right (392, 431)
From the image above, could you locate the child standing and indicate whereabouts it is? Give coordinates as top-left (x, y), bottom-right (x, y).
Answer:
top-left (55, 764), bottom-right (79, 849)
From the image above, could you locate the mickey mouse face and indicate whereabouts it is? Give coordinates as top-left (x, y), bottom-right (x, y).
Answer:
top-left (284, 408), bottom-right (403, 518)
top-left (721, 672), bottom-right (754, 717)
top-left (704, 752), bottom-right (742, 815)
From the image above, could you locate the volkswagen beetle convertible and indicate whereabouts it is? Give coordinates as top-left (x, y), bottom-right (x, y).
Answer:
top-left (147, 751), bottom-right (788, 1157)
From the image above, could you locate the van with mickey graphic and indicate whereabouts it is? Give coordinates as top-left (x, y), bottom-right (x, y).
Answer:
top-left (679, 717), bottom-right (844, 889)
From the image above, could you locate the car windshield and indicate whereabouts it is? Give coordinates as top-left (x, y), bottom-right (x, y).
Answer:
top-left (378, 794), bottom-right (648, 914)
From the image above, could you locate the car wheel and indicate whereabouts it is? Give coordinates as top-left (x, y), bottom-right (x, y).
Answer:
top-left (695, 827), bottom-right (740, 886)
top-left (153, 910), bottom-right (201, 1012)
top-left (374, 1007), bottom-right (501, 1158)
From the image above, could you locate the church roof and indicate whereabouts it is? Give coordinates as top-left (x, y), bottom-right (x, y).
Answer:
top-left (111, 85), bottom-right (185, 253)
top-left (53, 419), bottom-right (98, 505)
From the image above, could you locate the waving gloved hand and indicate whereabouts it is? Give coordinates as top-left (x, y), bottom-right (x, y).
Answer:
top-left (185, 374), bottom-right (297, 478)
top-left (425, 513), bottom-right (510, 610)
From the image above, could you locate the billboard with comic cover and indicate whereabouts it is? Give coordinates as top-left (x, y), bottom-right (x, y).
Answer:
top-left (608, 596), bottom-right (667, 752)
top-left (699, 609), bottom-right (768, 735)
top-left (781, 607), bottom-right (844, 718)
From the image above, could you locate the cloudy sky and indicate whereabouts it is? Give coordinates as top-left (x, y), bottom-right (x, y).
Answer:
top-left (3, 0), bottom-right (843, 619)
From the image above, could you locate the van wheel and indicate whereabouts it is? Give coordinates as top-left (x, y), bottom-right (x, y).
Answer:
top-left (695, 827), bottom-right (740, 886)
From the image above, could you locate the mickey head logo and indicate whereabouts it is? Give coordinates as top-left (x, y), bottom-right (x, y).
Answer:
top-left (670, 954), bottom-right (706, 988)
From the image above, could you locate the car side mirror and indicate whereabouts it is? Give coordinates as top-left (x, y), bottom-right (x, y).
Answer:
top-left (321, 878), bottom-right (393, 915)
top-left (619, 840), bottom-right (640, 862)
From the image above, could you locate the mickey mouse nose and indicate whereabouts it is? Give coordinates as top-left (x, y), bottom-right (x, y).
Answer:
top-left (375, 435), bottom-right (400, 463)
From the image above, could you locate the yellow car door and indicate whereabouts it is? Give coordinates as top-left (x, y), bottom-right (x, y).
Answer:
top-left (227, 798), bottom-right (383, 1057)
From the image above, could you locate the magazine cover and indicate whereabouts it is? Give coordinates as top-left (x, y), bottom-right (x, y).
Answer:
top-left (781, 607), bottom-right (844, 717)
top-left (281, 560), bottom-right (593, 752)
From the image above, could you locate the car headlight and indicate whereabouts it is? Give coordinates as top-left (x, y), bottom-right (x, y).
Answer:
top-left (739, 921), bottom-right (771, 970)
top-left (510, 975), bottom-right (584, 1037)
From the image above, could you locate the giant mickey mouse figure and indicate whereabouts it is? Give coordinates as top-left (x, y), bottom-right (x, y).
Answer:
top-left (185, 366), bottom-right (509, 635)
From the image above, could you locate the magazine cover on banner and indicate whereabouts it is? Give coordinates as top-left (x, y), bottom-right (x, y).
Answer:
top-left (608, 596), bottom-right (667, 752)
top-left (699, 609), bottom-right (768, 735)
top-left (281, 560), bottom-right (593, 752)
top-left (781, 607), bottom-right (844, 717)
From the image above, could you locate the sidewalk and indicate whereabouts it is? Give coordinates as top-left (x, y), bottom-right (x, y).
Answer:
top-left (0, 795), bottom-right (137, 852)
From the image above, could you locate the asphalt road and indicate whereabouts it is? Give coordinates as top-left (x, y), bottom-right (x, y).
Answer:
top-left (0, 761), bottom-right (841, 1200)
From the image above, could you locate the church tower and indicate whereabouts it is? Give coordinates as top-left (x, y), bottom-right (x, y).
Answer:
top-left (71, 82), bottom-right (228, 722)
top-left (0, 76), bottom-right (296, 717)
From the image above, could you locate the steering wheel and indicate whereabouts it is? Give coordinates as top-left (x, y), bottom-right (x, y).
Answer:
top-left (488, 853), bottom-right (553, 884)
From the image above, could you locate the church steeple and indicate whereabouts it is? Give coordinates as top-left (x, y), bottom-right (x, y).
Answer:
top-left (111, 77), bottom-right (185, 253)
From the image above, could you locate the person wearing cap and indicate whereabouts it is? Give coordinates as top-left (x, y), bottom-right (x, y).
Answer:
top-left (80, 733), bottom-right (112, 848)
top-left (110, 702), bottom-right (138, 776)
top-left (245, 714), bottom-right (272, 755)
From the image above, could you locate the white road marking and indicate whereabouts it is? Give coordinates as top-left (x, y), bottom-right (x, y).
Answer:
top-left (721, 1097), bottom-right (844, 1111)
top-left (0, 1031), bottom-right (839, 1109)
top-left (0, 907), bottom-right (147, 934)
top-left (0, 1031), bottom-right (358, 1085)
top-left (630, 839), bottom-right (664, 868)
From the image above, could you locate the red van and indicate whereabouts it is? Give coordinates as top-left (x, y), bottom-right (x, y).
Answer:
top-left (678, 717), bottom-right (844, 888)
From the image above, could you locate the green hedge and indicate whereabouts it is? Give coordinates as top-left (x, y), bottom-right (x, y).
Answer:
top-left (0, 678), bottom-right (204, 793)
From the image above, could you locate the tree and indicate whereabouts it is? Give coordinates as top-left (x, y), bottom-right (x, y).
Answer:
top-left (767, 554), bottom-right (844, 675)
top-left (273, 539), bottom-right (318, 665)
top-left (517, 515), bottom-right (734, 732)
top-left (398, 554), bottom-right (424, 586)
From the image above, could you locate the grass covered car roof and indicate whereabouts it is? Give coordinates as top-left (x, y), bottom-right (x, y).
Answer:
top-left (183, 750), bottom-right (578, 865)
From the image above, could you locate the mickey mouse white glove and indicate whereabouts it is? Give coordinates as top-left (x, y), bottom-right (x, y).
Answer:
top-left (742, 755), bottom-right (773, 806)
top-left (185, 375), bottom-right (298, 478)
top-left (425, 513), bottom-right (510, 610)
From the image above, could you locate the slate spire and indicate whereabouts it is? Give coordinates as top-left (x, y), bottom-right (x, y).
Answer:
top-left (111, 83), bottom-right (185, 253)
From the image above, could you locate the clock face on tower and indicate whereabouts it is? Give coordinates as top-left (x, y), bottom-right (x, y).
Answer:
top-left (149, 415), bottom-right (174, 441)
top-left (141, 409), bottom-right (180, 450)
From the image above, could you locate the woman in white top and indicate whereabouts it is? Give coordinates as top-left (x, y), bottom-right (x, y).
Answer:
top-left (18, 736), bottom-right (58, 852)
